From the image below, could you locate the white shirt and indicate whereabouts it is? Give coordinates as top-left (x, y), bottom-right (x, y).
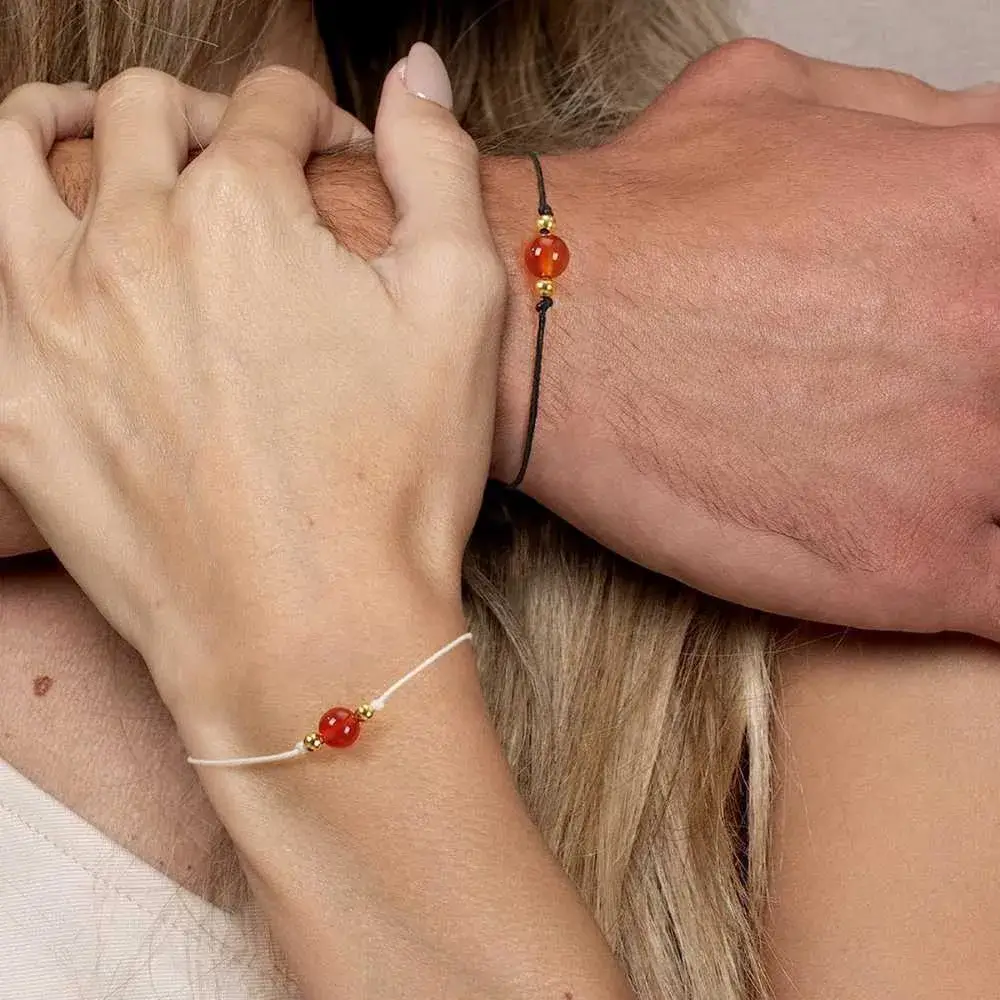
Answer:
top-left (0, 759), bottom-right (291, 1000)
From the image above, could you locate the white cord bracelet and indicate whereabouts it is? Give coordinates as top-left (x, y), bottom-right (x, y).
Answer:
top-left (186, 632), bottom-right (473, 769)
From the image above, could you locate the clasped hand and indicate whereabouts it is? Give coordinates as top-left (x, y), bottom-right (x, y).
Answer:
top-left (0, 56), bottom-right (504, 717)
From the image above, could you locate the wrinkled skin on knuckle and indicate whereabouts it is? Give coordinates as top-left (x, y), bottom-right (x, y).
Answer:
top-left (172, 149), bottom-right (261, 232)
top-left (232, 63), bottom-right (326, 112)
top-left (411, 234), bottom-right (503, 319)
top-left (439, 124), bottom-right (480, 165)
top-left (398, 117), bottom-right (479, 175)
top-left (237, 63), bottom-right (315, 92)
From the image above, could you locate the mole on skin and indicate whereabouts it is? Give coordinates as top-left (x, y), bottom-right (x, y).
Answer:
top-left (32, 675), bottom-right (54, 697)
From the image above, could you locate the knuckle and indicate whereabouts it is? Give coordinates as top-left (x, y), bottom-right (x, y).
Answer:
top-left (717, 37), bottom-right (798, 71)
top-left (413, 123), bottom-right (479, 170)
top-left (417, 234), bottom-right (504, 305)
top-left (878, 67), bottom-right (937, 97)
top-left (389, 98), bottom-right (478, 156)
top-left (421, 234), bottom-right (482, 275)
top-left (20, 298), bottom-right (85, 378)
top-left (96, 66), bottom-right (178, 112)
top-left (3, 81), bottom-right (56, 106)
top-left (854, 67), bottom-right (955, 121)
top-left (437, 124), bottom-right (480, 161)
top-left (173, 148), bottom-right (256, 223)
top-left (235, 64), bottom-right (321, 100)
top-left (679, 38), bottom-right (803, 100)
top-left (396, 128), bottom-right (480, 193)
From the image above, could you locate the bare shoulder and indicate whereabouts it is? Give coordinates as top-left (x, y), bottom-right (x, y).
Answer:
top-left (767, 627), bottom-right (1000, 999)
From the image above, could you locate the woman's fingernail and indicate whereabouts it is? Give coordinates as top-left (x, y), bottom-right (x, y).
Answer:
top-left (402, 42), bottom-right (453, 109)
top-left (63, 81), bottom-right (90, 90)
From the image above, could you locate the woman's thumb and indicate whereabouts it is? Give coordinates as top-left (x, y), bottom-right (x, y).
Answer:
top-left (374, 43), bottom-right (489, 259)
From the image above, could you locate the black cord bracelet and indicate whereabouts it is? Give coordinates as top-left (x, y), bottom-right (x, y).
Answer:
top-left (506, 152), bottom-right (570, 489)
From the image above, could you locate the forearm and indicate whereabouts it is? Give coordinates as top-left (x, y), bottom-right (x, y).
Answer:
top-left (172, 585), bottom-right (633, 1000)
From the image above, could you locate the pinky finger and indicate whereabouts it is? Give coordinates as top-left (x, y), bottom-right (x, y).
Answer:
top-left (0, 82), bottom-right (95, 277)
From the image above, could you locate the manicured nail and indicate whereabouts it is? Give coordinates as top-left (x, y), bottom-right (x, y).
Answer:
top-left (402, 42), bottom-right (453, 109)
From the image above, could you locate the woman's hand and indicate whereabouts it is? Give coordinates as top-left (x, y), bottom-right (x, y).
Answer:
top-left (0, 52), bottom-right (505, 717)
top-left (0, 62), bottom-right (639, 1000)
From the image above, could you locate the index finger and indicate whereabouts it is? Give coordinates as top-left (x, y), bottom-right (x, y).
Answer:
top-left (0, 83), bottom-right (95, 274)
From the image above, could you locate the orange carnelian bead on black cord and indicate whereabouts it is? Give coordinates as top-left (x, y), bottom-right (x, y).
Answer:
top-left (507, 152), bottom-right (570, 490)
top-left (525, 233), bottom-right (570, 280)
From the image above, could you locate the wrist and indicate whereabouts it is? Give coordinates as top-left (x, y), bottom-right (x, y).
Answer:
top-left (482, 149), bottom-right (608, 488)
top-left (303, 148), bottom-right (548, 484)
top-left (152, 541), bottom-right (466, 732)
top-left (479, 155), bottom-right (539, 481)
top-left (304, 146), bottom-right (610, 492)
top-left (183, 592), bottom-right (478, 812)
top-left (178, 594), bottom-right (632, 1000)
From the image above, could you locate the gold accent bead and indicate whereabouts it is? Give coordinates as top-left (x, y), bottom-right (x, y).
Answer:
top-left (356, 703), bottom-right (376, 721)
top-left (536, 214), bottom-right (555, 233)
top-left (303, 732), bottom-right (324, 751)
top-left (535, 279), bottom-right (555, 298)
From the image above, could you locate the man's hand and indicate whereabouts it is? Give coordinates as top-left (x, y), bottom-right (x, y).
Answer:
top-left (528, 40), bottom-right (1000, 637)
top-left (11, 40), bottom-right (1000, 640)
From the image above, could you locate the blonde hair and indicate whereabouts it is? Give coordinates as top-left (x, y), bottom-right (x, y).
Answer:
top-left (0, 3), bottom-right (774, 999)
